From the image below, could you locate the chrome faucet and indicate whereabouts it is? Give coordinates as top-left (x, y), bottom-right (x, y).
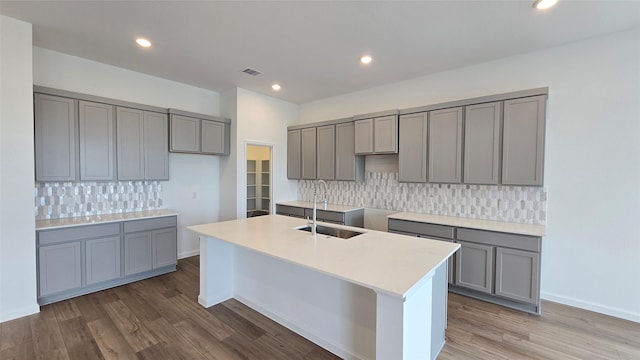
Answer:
top-left (309, 180), bottom-right (328, 235)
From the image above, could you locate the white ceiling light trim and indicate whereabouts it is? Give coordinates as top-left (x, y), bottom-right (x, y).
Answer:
top-left (135, 37), bottom-right (152, 48)
top-left (272, 84), bottom-right (281, 91)
top-left (533, 0), bottom-right (558, 10)
top-left (360, 55), bottom-right (373, 64)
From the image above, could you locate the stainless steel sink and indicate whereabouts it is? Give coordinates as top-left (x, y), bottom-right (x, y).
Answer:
top-left (297, 225), bottom-right (363, 239)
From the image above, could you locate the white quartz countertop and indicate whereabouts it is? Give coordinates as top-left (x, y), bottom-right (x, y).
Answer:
top-left (277, 201), bottom-right (364, 212)
top-left (36, 209), bottom-right (179, 230)
top-left (388, 212), bottom-right (546, 237)
top-left (188, 215), bottom-right (459, 298)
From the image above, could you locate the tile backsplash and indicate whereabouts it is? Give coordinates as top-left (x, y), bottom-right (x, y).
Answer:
top-left (35, 181), bottom-right (163, 220)
top-left (299, 172), bottom-right (547, 225)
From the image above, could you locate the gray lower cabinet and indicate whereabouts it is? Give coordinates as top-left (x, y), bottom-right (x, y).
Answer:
top-left (398, 112), bottom-right (428, 182)
top-left (495, 247), bottom-right (539, 304)
top-left (335, 122), bottom-right (364, 181)
top-left (276, 204), bottom-right (364, 227)
top-left (287, 129), bottom-right (302, 179)
top-left (502, 95), bottom-right (546, 186)
top-left (428, 107), bottom-right (463, 183)
top-left (316, 125), bottom-right (335, 180)
top-left (34, 93), bottom-right (78, 182)
top-left (301, 127), bottom-right (317, 179)
top-left (464, 102), bottom-right (501, 184)
top-left (455, 241), bottom-right (494, 294)
top-left (78, 100), bottom-right (116, 181)
top-left (36, 216), bottom-right (177, 305)
top-left (38, 242), bottom-right (82, 297)
top-left (275, 204), bottom-right (306, 218)
top-left (117, 107), bottom-right (169, 181)
top-left (169, 111), bottom-right (230, 155)
top-left (86, 235), bottom-right (121, 285)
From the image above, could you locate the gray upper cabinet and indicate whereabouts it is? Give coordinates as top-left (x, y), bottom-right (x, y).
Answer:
top-left (201, 120), bottom-right (225, 155)
top-left (354, 115), bottom-right (399, 154)
top-left (464, 102), bottom-right (501, 184)
top-left (144, 112), bottom-right (169, 180)
top-left (399, 112), bottom-right (428, 183)
top-left (316, 125), bottom-right (335, 180)
top-left (335, 122), bottom-right (364, 181)
top-left (502, 95), bottom-right (546, 186)
top-left (78, 101), bottom-right (115, 181)
top-left (287, 129), bottom-right (301, 179)
top-left (301, 127), bottom-right (317, 180)
top-left (169, 111), bottom-right (230, 155)
top-left (116, 107), bottom-right (145, 181)
top-left (170, 114), bottom-right (200, 153)
top-left (34, 94), bottom-right (78, 182)
top-left (429, 107), bottom-right (463, 183)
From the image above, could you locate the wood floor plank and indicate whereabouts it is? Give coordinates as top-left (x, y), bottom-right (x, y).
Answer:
top-left (57, 317), bottom-right (104, 360)
top-left (142, 317), bottom-right (209, 360)
top-left (51, 299), bottom-right (82, 322)
top-left (100, 299), bottom-right (158, 352)
top-left (29, 307), bottom-right (68, 357)
top-left (173, 318), bottom-right (246, 360)
top-left (0, 341), bottom-right (35, 360)
top-left (86, 317), bottom-right (138, 360)
top-left (0, 316), bottom-right (32, 351)
top-left (206, 302), bottom-right (267, 341)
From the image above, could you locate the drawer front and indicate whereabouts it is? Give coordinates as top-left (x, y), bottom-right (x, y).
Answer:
top-left (388, 219), bottom-right (455, 239)
top-left (304, 208), bottom-right (345, 224)
top-left (456, 228), bottom-right (540, 252)
top-left (124, 216), bottom-right (177, 233)
top-left (38, 223), bottom-right (120, 246)
top-left (276, 205), bottom-right (305, 218)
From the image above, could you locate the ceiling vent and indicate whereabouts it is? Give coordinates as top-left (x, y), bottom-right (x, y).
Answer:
top-left (241, 68), bottom-right (262, 76)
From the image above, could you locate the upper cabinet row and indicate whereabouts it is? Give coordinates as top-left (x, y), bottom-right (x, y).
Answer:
top-left (34, 89), bottom-right (230, 183)
top-left (288, 121), bottom-right (365, 181)
top-left (399, 95), bottom-right (546, 186)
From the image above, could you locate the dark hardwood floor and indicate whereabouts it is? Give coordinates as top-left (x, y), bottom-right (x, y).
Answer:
top-left (1, 256), bottom-right (639, 359)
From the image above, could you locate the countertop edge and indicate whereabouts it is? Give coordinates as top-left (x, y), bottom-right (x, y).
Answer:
top-left (36, 210), bottom-right (179, 230)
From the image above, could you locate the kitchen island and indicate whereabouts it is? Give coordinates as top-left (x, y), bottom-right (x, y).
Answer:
top-left (188, 215), bottom-right (459, 360)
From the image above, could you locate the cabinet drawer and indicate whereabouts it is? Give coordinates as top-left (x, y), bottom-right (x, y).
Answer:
top-left (124, 216), bottom-right (177, 233)
top-left (38, 223), bottom-right (120, 246)
top-left (388, 219), bottom-right (455, 239)
top-left (304, 209), bottom-right (345, 224)
top-left (275, 205), bottom-right (305, 218)
top-left (456, 228), bottom-right (540, 252)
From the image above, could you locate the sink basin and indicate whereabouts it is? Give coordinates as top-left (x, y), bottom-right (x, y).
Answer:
top-left (297, 225), bottom-right (363, 239)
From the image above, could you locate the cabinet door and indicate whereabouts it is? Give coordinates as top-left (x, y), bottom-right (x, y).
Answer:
top-left (152, 228), bottom-right (177, 268)
top-left (79, 101), bottom-right (115, 181)
top-left (38, 242), bottom-right (82, 296)
top-left (287, 129), bottom-right (301, 179)
top-left (464, 102), bottom-right (501, 184)
top-left (86, 236), bottom-right (121, 285)
top-left (374, 116), bottom-right (398, 153)
top-left (124, 232), bottom-right (152, 276)
top-left (144, 111), bottom-right (169, 180)
top-left (170, 114), bottom-right (200, 152)
top-left (399, 112), bottom-right (428, 182)
top-left (316, 125), bottom-right (335, 180)
top-left (201, 120), bottom-right (225, 155)
top-left (34, 94), bottom-right (78, 182)
top-left (116, 107), bottom-right (145, 180)
top-left (495, 247), bottom-right (540, 304)
top-left (354, 119), bottom-right (374, 154)
top-left (502, 95), bottom-right (546, 186)
top-left (455, 241), bottom-right (494, 294)
top-left (429, 107), bottom-right (463, 183)
top-left (301, 127), bottom-right (317, 180)
top-left (335, 122), bottom-right (363, 181)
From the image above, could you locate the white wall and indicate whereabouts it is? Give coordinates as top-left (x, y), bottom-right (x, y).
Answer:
top-left (298, 29), bottom-right (640, 322)
top-left (220, 88), bottom-right (299, 220)
top-left (33, 47), bottom-right (222, 258)
top-left (0, 16), bottom-right (39, 322)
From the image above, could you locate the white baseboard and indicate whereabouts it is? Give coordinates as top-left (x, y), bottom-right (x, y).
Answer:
top-left (234, 295), bottom-right (366, 360)
top-left (0, 303), bottom-right (40, 323)
top-left (541, 291), bottom-right (640, 323)
top-left (178, 249), bottom-right (199, 259)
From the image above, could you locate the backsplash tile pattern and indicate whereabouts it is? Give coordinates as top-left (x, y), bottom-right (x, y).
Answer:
top-left (299, 172), bottom-right (547, 224)
top-left (35, 181), bottom-right (163, 220)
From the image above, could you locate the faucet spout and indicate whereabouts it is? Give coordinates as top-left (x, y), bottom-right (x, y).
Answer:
top-left (311, 180), bottom-right (329, 235)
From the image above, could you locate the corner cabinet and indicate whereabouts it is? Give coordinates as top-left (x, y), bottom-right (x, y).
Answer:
top-left (502, 95), bottom-right (546, 186)
top-left (169, 109), bottom-right (230, 156)
top-left (34, 94), bottom-right (78, 182)
top-left (36, 215), bottom-right (177, 305)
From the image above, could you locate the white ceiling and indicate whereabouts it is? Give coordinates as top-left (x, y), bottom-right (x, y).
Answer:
top-left (2, 1), bottom-right (639, 104)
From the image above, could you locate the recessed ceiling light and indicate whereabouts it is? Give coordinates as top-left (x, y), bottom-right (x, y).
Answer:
top-left (532, 0), bottom-right (558, 10)
top-left (136, 38), bottom-right (152, 48)
top-left (360, 55), bottom-right (373, 65)
top-left (272, 84), bottom-right (281, 91)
